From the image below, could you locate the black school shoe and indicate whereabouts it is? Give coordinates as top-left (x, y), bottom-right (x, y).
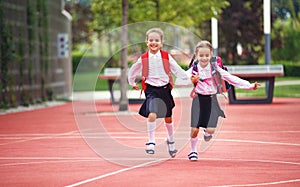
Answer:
top-left (166, 139), bottom-right (178, 157)
top-left (203, 129), bottom-right (213, 142)
top-left (188, 152), bottom-right (198, 161)
top-left (145, 142), bottom-right (155, 154)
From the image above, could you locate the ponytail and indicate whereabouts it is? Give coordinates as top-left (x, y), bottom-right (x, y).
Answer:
top-left (189, 54), bottom-right (196, 68)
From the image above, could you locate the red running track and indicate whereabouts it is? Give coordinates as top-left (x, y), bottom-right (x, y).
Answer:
top-left (0, 97), bottom-right (299, 187)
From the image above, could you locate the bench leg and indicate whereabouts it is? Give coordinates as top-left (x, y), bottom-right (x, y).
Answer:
top-left (266, 77), bottom-right (275, 103)
top-left (228, 87), bottom-right (236, 104)
top-left (228, 77), bottom-right (275, 104)
top-left (107, 79), bottom-right (145, 104)
top-left (108, 80), bottom-right (118, 104)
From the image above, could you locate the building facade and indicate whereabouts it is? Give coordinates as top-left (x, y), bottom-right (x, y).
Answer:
top-left (0, 0), bottom-right (72, 108)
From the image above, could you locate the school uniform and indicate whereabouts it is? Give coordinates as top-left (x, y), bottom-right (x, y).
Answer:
top-left (186, 63), bottom-right (256, 128)
top-left (128, 50), bottom-right (188, 118)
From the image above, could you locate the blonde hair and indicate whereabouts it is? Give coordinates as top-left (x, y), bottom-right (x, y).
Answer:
top-left (146, 28), bottom-right (164, 41)
top-left (189, 40), bottom-right (213, 67)
top-left (194, 40), bottom-right (213, 55)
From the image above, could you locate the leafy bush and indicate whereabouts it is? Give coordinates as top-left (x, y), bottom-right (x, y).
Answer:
top-left (72, 51), bottom-right (125, 74)
top-left (72, 51), bottom-right (107, 74)
top-left (72, 51), bottom-right (84, 74)
top-left (283, 64), bottom-right (300, 76)
top-left (273, 60), bottom-right (300, 77)
top-left (272, 18), bottom-right (300, 62)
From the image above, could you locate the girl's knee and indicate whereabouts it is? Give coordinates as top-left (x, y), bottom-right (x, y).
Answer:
top-left (190, 128), bottom-right (199, 138)
top-left (206, 128), bottom-right (215, 134)
top-left (164, 117), bottom-right (172, 123)
top-left (148, 113), bottom-right (157, 122)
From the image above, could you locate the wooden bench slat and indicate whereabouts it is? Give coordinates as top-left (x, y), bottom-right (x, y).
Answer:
top-left (98, 68), bottom-right (144, 104)
top-left (104, 68), bottom-right (121, 76)
top-left (227, 65), bottom-right (284, 75)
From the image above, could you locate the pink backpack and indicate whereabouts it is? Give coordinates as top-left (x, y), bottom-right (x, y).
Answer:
top-left (210, 56), bottom-right (231, 93)
top-left (189, 56), bottom-right (231, 97)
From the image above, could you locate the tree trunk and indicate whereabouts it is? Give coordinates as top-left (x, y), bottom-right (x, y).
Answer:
top-left (119, 0), bottom-right (128, 111)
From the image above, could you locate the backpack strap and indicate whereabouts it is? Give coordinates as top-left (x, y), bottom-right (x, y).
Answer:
top-left (191, 60), bottom-right (212, 86)
top-left (210, 56), bottom-right (227, 94)
top-left (141, 50), bottom-right (173, 90)
top-left (141, 52), bottom-right (149, 93)
top-left (210, 56), bottom-right (218, 72)
top-left (216, 56), bottom-right (223, 68)
top-left (141, 52), bottom-right (149, 78)
top-left (160, 50), bottom-right (173, 89)
top-left (215, 56), bottom-right (231, 90)
top-left (192, 60), bottom-right (199, 75)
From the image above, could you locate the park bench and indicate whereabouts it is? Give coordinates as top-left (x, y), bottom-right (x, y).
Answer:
top-left (98, 68), bottom-right (144, 104)
top-left (226, 64), bottom-right (284, 104)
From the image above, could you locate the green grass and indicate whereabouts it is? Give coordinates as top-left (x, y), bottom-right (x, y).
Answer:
top-left (233, 76), bottom-right (300, 98)
top-left (73, 72), bottom-right (109, 91)
top-left (73, 72), bottom-right (122, 91)
top-left (73, 72), bottom-right (300, 97)
top-left (274, 85), bottom-right (300, 97)
top-left (234, 84), bottom-right (300, 98)
top-left (275, 76), bottom-right (300, 81)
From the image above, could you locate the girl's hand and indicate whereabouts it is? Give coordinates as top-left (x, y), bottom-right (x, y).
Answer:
top-left (252, 82), bottom-right (261, 90)
top-left (190, 74), bottom-right (199, 84)
top-left (132, 85), bottom-right (140, 90)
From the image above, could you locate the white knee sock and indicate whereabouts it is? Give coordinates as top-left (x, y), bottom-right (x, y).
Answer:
top-left (190, 137), bottom-right (198, 153)
top-left (165, 122), bottom-right (174, 142)
top-left (147, 121), bottom-right (156, 143)
top-left (165, 122), bottom-right (175, 151)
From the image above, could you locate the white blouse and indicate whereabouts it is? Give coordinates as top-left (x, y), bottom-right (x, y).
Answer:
top-left (186, 63), bottom-right (255, 95)
top-left (128, 50), bottom-right (188, 87)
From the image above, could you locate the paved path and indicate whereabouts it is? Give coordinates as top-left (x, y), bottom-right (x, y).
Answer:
top-left (274, 79), bottom-right (300, 86)
top-left (1, 80), bottom-right (299, 114)
top-left (71, 80), bottom-right (300, 101)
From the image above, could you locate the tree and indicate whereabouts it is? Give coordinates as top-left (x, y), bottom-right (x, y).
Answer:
top-left (271, 0), bottom-right (300, 62)
top-left (90, 0), bottom-right (229, 38)
top-left (89, 0), bottom-right (123, 67)
top-left (64, 1), bottom-right (92, 50)
top-left (119, 0), bottom-right (128, 111)
top-left (272, 0), bottom-right (299, 20)
top-left (218, 0), bottom-right (263, 65)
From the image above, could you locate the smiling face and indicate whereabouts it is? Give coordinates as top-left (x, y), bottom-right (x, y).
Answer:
top-left (194, 40), bottom-right (213, 68)
top-left (146, 31), bottom-right (163, 54)
top-left (195, 47), bottom-right (213, 68)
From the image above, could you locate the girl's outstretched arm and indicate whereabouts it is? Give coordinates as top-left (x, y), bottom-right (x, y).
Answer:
top-left (252, 82), bottom-right (261, 90)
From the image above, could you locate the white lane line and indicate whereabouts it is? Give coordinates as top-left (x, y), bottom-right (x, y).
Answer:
top-left (211, 179), bottom-right (300, 187)
top-left (195, 157), bottom-right (300, 166)
top-left (63, 157), bottom-right (300, 187)
top-left (0, 159), bottom-right (101, 167)
top-left (1, 156), bottom-right (299, 166)
top-left (0, 130), bottom-right (299, 136)
top-left (64, 158), bottom-right (167, 187)
top-left (216, 138), bottom-right (300, 146)
top-left (0, 135), bottom-right (299, 147)
top-left (1, 157), bottom-right (299, 165)
top-left (0, 130), bottom-right (79, 146)
top-left (1, 137), bottom-right (299, 147)
top-left (0, 157), bottom-right (101, 160)
top-left (1, 156), bottom-right (299, 186)
top-left (0, 130), bottom-right (299, 140)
